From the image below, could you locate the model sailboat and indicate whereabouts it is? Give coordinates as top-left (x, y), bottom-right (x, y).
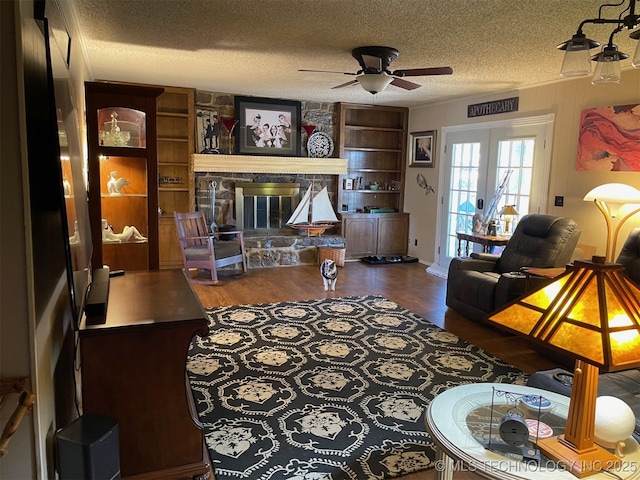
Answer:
top-left (287, 186), bottom-right (339, 236)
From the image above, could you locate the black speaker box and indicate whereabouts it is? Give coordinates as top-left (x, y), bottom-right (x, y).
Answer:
top-left (55, 413), bottom-right (120, 480)
top-left (85, 267), bottom-right (110, 325)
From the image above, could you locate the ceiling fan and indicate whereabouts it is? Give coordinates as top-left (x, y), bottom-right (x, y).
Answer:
top-left (299, 46), bottom-right (453, 94)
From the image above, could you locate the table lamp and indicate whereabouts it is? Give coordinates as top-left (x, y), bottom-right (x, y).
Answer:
top-left (499, 205), bottom-right (519, 234)
top-left (486, 256), bottom-right (640, 477)
top-left (583, 183), bottom-right (640, 262)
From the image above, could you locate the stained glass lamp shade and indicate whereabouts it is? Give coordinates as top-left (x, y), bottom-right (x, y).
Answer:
top-left (487, 257), bottom-right (640, 477)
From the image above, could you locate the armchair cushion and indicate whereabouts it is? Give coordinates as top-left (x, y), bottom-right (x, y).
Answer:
top-left (446, 214), bottom-right (580, 323)
top-left (184, 245), bottom-right (211, 261)
top-left (453, 270), bottom-right (501, 313)
top-left (183, 242), bottom-right (242, 262)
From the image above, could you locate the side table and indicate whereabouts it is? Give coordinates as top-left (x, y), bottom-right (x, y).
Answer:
top-left (520, 266), bottom-right (569, 292)
top-left (425, 383), bottom-right (640, 480)
top-left (456, 232), bottom-right (510, 256)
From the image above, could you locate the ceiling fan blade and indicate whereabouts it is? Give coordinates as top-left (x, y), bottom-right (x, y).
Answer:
top-left (390, 77), bottom-right (422, 91)
top-left (332, 79), bottom-right (359, 89)
top-left (392, 67), bottom-right (453, 77)
top-left (298, 69), bottom-right (356, 75)
top-left (361, 54), bottom-right (382, 72)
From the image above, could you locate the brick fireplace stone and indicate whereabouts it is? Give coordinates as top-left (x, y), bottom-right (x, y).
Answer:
top-left (244, 233), bottom-right (345, 268)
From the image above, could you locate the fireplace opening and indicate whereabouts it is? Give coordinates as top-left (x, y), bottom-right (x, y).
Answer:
top-left (235, 183), bottom-right (300, 234)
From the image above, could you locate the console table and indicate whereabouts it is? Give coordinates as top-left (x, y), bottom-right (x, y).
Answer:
top-left (79, 269), bottom-right (211, 479)
top-left (456, 232), bottom-right (510, 256)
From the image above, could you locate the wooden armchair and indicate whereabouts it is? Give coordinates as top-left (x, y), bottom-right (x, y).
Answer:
top-left (174, 211), bottom-right (247, 285)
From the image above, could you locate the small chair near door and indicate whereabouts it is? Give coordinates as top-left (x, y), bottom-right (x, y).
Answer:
top-left (174, 211), bottom-right (247, 285)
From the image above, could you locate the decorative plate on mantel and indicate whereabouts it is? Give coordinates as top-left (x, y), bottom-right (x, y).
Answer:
top-left (307, 131), bottom-right (334, 158)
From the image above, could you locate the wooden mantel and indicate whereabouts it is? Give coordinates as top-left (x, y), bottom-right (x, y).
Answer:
top-left (192, 154), bottom-right (347, 174)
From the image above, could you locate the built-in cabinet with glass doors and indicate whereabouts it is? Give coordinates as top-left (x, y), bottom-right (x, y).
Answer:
top-left (86, 82), bottom-right (163, 271)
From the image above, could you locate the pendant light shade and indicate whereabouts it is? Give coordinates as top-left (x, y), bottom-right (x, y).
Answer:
top-left (558, 33), bottom-right (599, 77)
top-left (591, 45), bottom-right (628, 85)
top-left (630, 29), bottom-right (640, 67)
top-left (356, 74), bottom-right (393, 94)
top-left (559, 0), bottom-right (640, 85)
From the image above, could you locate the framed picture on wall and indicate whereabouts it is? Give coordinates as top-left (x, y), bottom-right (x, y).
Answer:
top-left (576, 104), bottom-right (640, 171)
top-left (235, 96), bottom-right (301, 156)
top-left (410, 130), bottom-right (436, 167)
top-left (195, 108), bottom-right (220, 154)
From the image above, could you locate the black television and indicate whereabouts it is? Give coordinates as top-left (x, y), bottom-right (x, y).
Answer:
top-left (55, 78), bottom-right (93, 328)
top-left (37, 0), bottom-right (93, 329)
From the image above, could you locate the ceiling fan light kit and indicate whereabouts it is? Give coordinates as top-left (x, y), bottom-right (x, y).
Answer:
top-left (559, 0), bottom-right (640, 84)
top-left (300, 45), bottom-right (452, 94)
top-left (356, 73), bottom-right (393, 94)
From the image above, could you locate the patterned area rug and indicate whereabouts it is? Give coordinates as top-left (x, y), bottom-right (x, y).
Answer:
top-left (187, 295), bottom-right (526, 479)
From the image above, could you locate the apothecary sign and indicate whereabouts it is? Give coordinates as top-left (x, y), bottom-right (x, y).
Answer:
top-left (467, 97), bottom-right (519, 118)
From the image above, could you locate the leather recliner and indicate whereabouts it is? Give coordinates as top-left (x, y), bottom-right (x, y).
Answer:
top-left (615, 227), bottom-right (640, 283)
top-left (446, 214), bottom-right (581, 323)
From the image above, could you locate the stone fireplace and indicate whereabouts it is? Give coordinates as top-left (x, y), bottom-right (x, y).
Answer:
top-left (235, 182), bottom-right (300, 233)
top-left (193, 154), bottom-right (348, 267)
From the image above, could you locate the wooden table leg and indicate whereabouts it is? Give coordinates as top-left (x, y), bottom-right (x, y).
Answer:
top-left (434, 446), bottom-right (454, 480)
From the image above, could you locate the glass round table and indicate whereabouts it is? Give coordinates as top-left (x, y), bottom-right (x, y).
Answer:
top-left (425, 383), bottom-right (640, 480)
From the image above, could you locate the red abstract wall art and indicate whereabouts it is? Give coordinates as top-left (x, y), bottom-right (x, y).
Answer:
top-left (576, 104), bottom-right (640, 171)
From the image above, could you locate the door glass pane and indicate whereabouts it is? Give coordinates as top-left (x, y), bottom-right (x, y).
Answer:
top-left (497, 138), bottom-right (535, 232)
top-left (446, 142), bottom-right (481, 258)
top-left (440, 119), bottom-right (552, 268)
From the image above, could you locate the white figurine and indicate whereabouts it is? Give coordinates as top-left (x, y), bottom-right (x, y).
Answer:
top-left (101, 219), bottom-right (147, 243)
top-left (320, 259), bottom-right (338, 291)
top-left (107, 171), bottom-right (130, 195)
top-left (62, 175), bottom-right (71, 196)
top-left (69, 220), bottom-right (80, 245)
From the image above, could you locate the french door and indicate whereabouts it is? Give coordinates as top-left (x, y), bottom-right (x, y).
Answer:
top-left (437, 115), bottom-right (554, 267)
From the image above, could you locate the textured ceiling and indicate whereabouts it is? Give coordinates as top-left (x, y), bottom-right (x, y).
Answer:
top-left (69, 0), bottom-right (639, 108)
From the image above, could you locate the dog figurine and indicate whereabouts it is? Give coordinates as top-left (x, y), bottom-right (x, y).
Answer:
top-left (320, 259), bottom-right (338, 291)
top-left (107, 171), bottom-right (130, 195)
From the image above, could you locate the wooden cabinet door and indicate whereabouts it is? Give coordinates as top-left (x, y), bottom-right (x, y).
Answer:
top-left (159, 217), bottom-right (182, 268)
top-left (377, 214), bottom-right (409, 256)
top-left (343, 215), bottom-right (378, 257)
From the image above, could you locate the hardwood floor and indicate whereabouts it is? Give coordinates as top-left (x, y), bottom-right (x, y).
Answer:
top-left (191, 261), bottom-right (562, 480)
top-left (192, 261), bottom-right (558, 375)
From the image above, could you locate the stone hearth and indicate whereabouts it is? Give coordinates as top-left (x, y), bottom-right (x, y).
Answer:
top-left (244, 232), bottom-right (345, 268)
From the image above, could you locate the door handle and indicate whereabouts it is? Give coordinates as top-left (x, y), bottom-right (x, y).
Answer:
top-left (477, 199), bottom-right (484, 210)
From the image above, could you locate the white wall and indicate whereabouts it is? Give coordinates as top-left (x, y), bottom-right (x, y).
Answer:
top-left (1, 2), bottom-right (36, 478)
top-left (1, 1), bottom-right (92, 478)
top-left (406, 70), bottom-right (640, 265)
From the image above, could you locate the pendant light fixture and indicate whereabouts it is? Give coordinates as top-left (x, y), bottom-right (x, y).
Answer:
top-left (558, 0), bottom-right (640, 84)
top-left (591, 44), bottom-right (629, 84)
